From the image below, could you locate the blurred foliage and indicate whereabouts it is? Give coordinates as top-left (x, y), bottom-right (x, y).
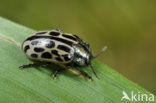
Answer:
top-left (0, 0), bottom-right (155, 94)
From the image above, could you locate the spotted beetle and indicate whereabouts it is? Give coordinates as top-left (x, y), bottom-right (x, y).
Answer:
top-left (19, 29), bottom-right (107, 80)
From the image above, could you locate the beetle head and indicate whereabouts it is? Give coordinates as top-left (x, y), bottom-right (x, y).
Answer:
top-left (73, 41), bottom-right (107, 79)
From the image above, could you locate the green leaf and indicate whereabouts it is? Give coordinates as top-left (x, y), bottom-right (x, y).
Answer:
top-left (0, 17), bottom-right (155, 103)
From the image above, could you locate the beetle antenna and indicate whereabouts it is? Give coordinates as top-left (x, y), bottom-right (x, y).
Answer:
top-left (93, 46), bottom-right (107, 59)
top-left (89, 63), bottom-right (100, 79)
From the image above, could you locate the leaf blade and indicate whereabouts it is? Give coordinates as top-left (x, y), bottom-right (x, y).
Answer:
top-left (0, 17), bottom-right (155, 103)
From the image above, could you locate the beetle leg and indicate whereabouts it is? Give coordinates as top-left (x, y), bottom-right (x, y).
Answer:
top-left (53, 68), bottom-right (65, 79)
top-left (52, 64), bottom-right (72, 78)
top-left (75, 66), bottom-right (93, 80)
top-left (19, 63), bottom-right (39, 68)
top-left (41, 62), bottom-right (51, 67)
top-left (19, 62), bottom-right (51, 69)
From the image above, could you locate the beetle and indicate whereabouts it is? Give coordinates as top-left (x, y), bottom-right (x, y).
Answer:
top-left (19, 29), bottom-right (107, 80)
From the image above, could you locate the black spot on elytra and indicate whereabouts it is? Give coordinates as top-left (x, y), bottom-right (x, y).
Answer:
top-left (26, 36), bottom-right (73, 46)
top-left (46, 41), bottom-right (55, 48)
top-left (73, 34), bottom-right (83, 42)
top-left (62, 54), bottom-right (71, 61)
top-left (55, 57), bottom-right (63, 62)
top-left (51, 50), bottom-right (60, 56)
top-left (24, 45), bottom-right (30, 53)
top-left (73, 34), bottom-right (79, 38)
top-left (31, 54), bottom-right (38, 58)
top-left (57, 45), bottom-right (71, 53)
top-left (41, 52), bottom-right (52, 59)
top-left (49, 32), bottom-right (60, 36)
top-left (34, 47), bottom-right (44, 52)
top-left (36, 31), bottom-right (47, 35)
top-left (62, 34), bottom-right (77, 41)
top-left (31, 41), bottom-right (40, 45)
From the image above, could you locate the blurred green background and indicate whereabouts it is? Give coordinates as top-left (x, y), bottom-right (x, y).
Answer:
top-left (0, 0), bottom-right (155, 94)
